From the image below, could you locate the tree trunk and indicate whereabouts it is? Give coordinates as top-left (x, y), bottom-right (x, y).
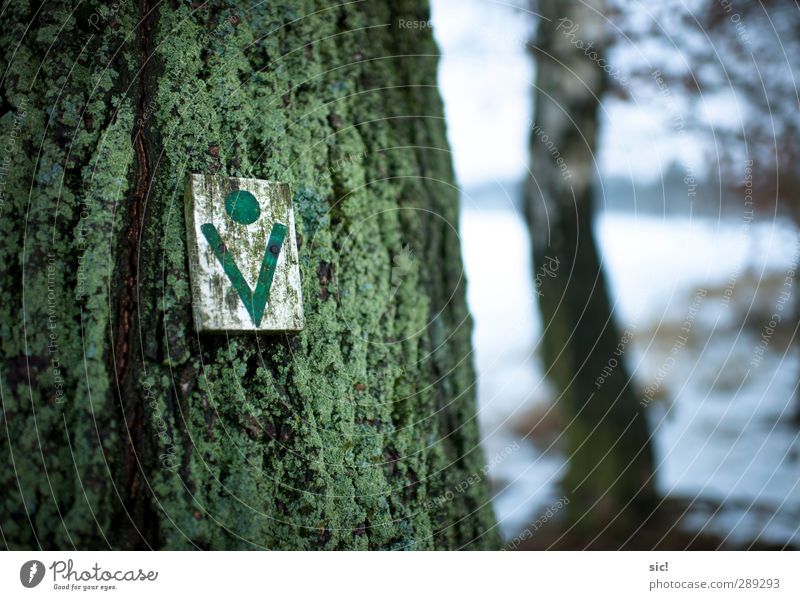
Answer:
top-left (0, 0), bottom-right (498, 550)
top-left (526, 0), bottom-right (656, 540)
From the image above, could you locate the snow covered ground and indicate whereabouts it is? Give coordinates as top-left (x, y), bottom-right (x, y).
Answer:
top-left (462, 204), bottom-right (800, 545)
top-left (601, 214), bottom-right (800, 548)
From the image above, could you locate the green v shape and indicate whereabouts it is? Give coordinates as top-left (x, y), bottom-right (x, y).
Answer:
top-left (200, 222), bottom-right (287, 326)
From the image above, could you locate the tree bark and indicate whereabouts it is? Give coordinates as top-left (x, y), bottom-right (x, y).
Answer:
top-left (526, 0), bottom-right (656, 539)
top-left (0, 0), bottom-right (498, 550)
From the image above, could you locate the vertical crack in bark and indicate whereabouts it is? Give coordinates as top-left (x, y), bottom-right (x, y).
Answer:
top-left (112, 0), bottom-right (155, 547)
top-left (116, 3), bottom-right (152, 380)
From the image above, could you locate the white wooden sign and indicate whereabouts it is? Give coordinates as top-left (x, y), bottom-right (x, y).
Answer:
top-left (185, 174), bottom-right (304, 333)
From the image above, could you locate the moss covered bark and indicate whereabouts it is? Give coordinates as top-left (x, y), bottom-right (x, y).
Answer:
top-left (0, 0), bottom-right (499, 550)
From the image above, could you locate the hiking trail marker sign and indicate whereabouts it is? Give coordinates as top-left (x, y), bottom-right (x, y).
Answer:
top-left (185, 174), bottom-right (304, 333)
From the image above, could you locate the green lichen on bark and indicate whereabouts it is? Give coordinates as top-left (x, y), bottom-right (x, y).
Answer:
top-left (1, 1), bottom-right (499, 549)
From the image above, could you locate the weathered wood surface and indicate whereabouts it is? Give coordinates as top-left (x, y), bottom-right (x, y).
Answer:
top-left (185, 175), bottom-right (303, 333)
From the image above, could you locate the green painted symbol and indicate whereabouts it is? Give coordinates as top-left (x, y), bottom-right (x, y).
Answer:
top-left (201, 216), bottom-right (287, 327)
top-left (225, 189), bottom-right (261, 225)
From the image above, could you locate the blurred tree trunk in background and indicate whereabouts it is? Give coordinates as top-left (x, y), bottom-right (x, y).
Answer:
top-left (525, 0), bottom-right (656, 541)
top-left (0, 0), bottom-right (498, 550)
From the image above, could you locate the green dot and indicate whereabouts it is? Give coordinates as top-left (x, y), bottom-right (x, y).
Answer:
top-left (225, 190), bottom-right (261, 225)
